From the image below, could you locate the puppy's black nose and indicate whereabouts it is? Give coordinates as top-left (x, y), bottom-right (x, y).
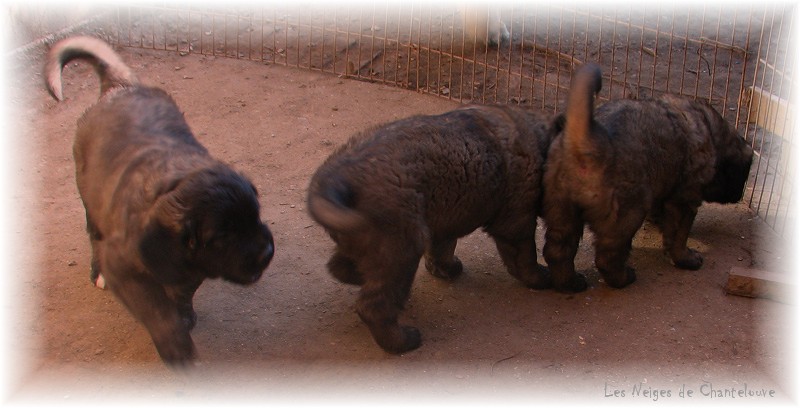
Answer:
top-left (259, 241), bottom-right (274, 267)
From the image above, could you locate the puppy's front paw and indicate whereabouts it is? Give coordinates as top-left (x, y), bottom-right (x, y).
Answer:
top-left (603, 266), bottom-right (637, 289)
top-left (518, 265), bottom-right (554, 290)
top-left (425, 256), bottom-right (463, 280)
top-left (672, 249), bottom-right (703, 270)
top-left (154, 334), bottom-right (197, 368)
top-left (328, 254), bottom-right (363, 285)
top-left (555, 273), bottom-right (588, 293)
top-left (363, 315), bottom-right (423, 355)
top-left (378, 325), bottom-right (422, 355)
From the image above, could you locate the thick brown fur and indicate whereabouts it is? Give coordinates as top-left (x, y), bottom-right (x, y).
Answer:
top-left (542, 63), bottom-right (753, 292)
top-left (45, 36), bottom-right (274, 366)
top-left (308, 105), bottom-right (557, 354)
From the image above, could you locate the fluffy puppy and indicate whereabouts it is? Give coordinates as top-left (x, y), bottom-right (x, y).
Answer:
top-left (308, 105), bottom-right (556, 354)
top-left (45, 36), bottom-right (274, 366)
top-left (542, 63), bottom-right (753, 292)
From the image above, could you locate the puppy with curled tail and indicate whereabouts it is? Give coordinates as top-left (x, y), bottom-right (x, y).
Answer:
top-left (45, 36), bottom-right (275, 366)
top-left (307, 176), bottom-right (367, 233)
top-left (542, 63), bottom-right (753, 292)
top-left (308, 104), bottom-right (557, 354)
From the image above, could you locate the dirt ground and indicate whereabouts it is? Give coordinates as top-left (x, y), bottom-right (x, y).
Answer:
top-left (2, 44), bottom-right (797, 405)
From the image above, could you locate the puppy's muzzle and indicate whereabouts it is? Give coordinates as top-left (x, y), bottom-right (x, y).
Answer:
top-left (259, 239), bottom-right (275, 270)
top-left (249, 226), bottom-right (275, 282)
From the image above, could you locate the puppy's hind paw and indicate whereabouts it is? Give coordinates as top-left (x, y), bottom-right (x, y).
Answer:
top-left (90, 264), bottom-right (106, 289)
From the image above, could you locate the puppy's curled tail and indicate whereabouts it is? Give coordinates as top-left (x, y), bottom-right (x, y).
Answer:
top-left (564, 63), bottom-right (603, 161)
top-left (44, 36), bottom-right (138, 101)
top-left (307, 176), bottom-right (368, 232)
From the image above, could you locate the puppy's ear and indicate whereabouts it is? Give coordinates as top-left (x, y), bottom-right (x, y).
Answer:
top-left (139, 187), bottom-right (194, 284)
top-left (139, 217), bottom-right (192, 284)
top-left (152, 182), bottom-right (188, 232)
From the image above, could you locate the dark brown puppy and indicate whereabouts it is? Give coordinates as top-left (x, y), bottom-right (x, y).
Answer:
top-left (542, 63), bottom-right (753, 292)
top-left (308, 105), bottom-right (556, 353)
top-left (45, 36), bottom-right (274, 366)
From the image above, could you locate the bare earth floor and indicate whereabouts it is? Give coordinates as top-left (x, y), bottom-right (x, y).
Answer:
top-left (2, 47), bottom-right (796, 405)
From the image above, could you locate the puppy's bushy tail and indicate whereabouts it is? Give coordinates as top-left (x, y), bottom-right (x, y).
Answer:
top-left (564, 63), bottom-right (603, 161)
top-left (44, 36), bottom-right (138, 101)
top-left (307, 176), bottom-right (367, 232)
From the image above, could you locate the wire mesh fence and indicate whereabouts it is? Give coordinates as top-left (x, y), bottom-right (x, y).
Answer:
top-left (88, 2), bottom-right (796, 236)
